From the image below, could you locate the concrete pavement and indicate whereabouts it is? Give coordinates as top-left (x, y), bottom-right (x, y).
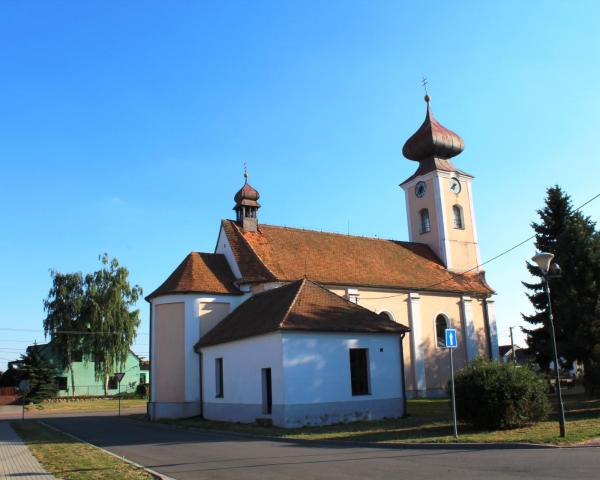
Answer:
top-left (0, 421), bottom-right (55, 479)
top-left (41, 414), bottom-right (600, 480)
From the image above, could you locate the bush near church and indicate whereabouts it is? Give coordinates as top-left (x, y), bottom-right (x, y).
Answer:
top-left (451, 359), bottom-right (550, 429)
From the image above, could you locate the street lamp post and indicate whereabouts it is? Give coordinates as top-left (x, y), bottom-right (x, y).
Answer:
top-left (531, 252), bottom-right (566, 438)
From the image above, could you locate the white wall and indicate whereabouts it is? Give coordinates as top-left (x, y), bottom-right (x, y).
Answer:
top-left (150, 292), bottom-right (249, 404)
top-left (201, 332), bottom-right (284, 405)
top-left (281, 332), bottom-right (403, 405)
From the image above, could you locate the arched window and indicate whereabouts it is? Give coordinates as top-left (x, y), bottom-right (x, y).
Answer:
top-left (419, 208), bottom-right (431, 234)
top-left (452, 205), bottom-right (464, 229)
top-left (435, 314), bottom-right (449, 348)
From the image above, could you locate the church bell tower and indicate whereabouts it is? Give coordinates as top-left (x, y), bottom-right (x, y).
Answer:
top-left (400, 95), bottom-right (481, 273)
top-left (233, 170), bottom-right (261, 232)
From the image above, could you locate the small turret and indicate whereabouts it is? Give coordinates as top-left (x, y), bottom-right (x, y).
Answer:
top-left (233, 170), bottom-right (260, 232)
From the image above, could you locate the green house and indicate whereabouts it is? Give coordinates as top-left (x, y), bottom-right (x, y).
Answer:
top-left (27, 341), bottom-right (148, 397)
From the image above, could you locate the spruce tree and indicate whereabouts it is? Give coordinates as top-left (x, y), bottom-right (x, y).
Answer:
top-left (523, 186), bottom-right (600, 392)
top-left (18, 345), bottom-right (58, 403)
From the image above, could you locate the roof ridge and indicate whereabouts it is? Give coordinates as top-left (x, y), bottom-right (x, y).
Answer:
top-left (227, 220), bottom-right (278, 281)
top-left (277, 279), bottom-right (305, 329)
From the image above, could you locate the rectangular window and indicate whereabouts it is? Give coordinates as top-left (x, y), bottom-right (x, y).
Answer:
top-left (349, 348), bottom-right (370, 395)
top-left (55, 376), bottom-right (68, 390)
top-left (108, 375), bottom-right (119, 390)
top-left (215, 358), bottom-right (224, 398)
top-left (261, 368), bottom-right (272, 414)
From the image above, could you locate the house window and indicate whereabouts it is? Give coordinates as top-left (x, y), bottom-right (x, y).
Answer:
top-left (261, 368), bottom-right (272, 414)
top-left (453, 205), bottom-right (464, 229)
top-left (435, 314), bottom-right (449, 348)
top-left (108, 375), bottom-right (119, 390)
top-left (55, 376), bottom-right (68, 390)
top-left (349, 348), bottom-right (370, 395)
top-left (419, 209), bottom-right (431, 234)
top-left (347, 288), bottom-right (360, 304)
top-left (215, 358), bottom-right (224, 398)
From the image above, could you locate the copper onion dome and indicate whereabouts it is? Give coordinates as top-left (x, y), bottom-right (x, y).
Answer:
top-left (234, 174), bottom-right (260, 208)
top-left (402, 96), bottom-right (464, 162)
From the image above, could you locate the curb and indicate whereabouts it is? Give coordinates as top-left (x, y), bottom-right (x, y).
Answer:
top-left (37, 420), bottom-right (175, 480)
top-left (126, 416), bottom-right (563, 451)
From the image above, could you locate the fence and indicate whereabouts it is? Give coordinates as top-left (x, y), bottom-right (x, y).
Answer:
top-left (57, 383), bottom-right (139, 397)
top-left (0, 387), bottom-right (19, 396)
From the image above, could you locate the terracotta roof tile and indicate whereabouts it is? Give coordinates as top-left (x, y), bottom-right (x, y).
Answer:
top-left (146, 252), bottom-right (242, 300)
top-left (223, 220), bottom-right (492, 295)
top-left (196, 279), bottom-right (409, 348)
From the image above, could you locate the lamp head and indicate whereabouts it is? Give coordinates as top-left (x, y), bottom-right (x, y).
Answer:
top-left (532, 252), bottom-right (555, 275)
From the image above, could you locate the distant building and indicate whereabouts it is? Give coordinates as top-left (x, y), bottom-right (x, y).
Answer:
top-left (147, 96), bottom-right (500, 425)
top-left (13, 341), bottom-right (146, 397)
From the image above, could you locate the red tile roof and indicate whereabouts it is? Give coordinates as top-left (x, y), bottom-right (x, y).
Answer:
top-left (222, 220), bottom-right (493, 295)
top-left (146, 252), bottom-right (242, 300)
top-left (196, 279), bottom-right (409, 348)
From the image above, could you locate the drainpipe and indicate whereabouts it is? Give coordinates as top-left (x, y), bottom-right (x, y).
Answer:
top-left (147, 302), bottom-right (152, 420)
top-left (399, 332), bottom-right (408, 417)
top-left (482, 296), bottom-right (493, 360)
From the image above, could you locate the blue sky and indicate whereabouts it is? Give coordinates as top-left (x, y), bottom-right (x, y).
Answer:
top-left (1, 1), bottom-right (599, 370)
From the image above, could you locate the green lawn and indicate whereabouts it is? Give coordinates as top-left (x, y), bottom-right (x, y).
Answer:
top-left (11, 420), bottom-right (153, 480)
top-left (26, 398), bottom-right (147, 413)
top-left (167, 396), bottom-right (600, 445)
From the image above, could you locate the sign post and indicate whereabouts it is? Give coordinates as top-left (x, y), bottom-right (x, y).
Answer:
top-left (445, 328), bottom-right (458, 439)
top-left (114, 373), bottom-right (125, 417)
top-left (18, 380), bottom-right (30, 421)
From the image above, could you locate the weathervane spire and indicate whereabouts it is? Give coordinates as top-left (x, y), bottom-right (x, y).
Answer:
top-left (421, 75), bottom-right (430, 103)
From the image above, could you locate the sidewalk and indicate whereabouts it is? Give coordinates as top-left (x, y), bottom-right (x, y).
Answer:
top-left (0, 421), bottom-right (55, 479)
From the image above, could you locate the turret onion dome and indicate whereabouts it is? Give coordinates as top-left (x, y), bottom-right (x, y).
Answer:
top-left (402, 95), bottom-right (464, 162)
top-left (234, 175), bottom-right (260, 208)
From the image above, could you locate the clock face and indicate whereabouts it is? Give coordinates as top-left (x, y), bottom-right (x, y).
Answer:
top-left (449, 177), bottom-right (461, 194)
top-left (415, 181), bottom-right (427, 198)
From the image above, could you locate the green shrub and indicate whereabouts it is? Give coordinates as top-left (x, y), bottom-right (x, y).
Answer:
top-left (451, 359), bottom-right (550, 429)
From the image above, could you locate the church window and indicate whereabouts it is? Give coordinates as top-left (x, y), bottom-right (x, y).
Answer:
top-left (215, 358), bottom-right (224, 398)
top-left (419, 209), bottom-right (431, 234)
top-left (435, 314), bottom-right (449, 348)
top-left (453, 205), bottom-right (464, 229)
top-left (349, 348), bottom-right (370, 395)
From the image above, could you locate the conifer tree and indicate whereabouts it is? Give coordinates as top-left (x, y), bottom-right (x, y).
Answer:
top-left (18, 345), bottom-right (58, 403)
top-left (523, 186), bottom-right (600, 392)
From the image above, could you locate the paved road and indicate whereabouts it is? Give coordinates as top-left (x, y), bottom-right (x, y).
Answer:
top-left (41, 415), bottom-right (599, 480)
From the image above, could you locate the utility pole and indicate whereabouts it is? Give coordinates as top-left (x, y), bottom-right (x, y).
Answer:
top-left (509, 326), bottom-right (516, 364)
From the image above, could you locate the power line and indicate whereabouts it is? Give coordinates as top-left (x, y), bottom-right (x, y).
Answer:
top-left (354, 190), bottom-right (600, 300)
top-left (0, 328), bottom-right (149, 336)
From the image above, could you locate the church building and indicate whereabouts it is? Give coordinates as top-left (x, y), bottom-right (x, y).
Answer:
top-left (146, 96), bottom-right (499, 426)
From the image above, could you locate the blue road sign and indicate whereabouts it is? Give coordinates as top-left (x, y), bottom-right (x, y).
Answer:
top-left (445, 328), bottom-right (458, 348)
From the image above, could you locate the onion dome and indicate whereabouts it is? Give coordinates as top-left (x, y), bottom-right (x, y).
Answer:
top-left (402, 95), bottom-right (464, 162)
top-left (234, 174), bottom-right (260, 208)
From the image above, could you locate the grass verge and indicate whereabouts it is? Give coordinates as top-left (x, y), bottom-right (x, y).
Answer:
top-left (166, 396), bottom-right (600, 445)
top-left (26, 398), bottom-right (147, 413)
top-left (11, 420), bottom-right (153, 480)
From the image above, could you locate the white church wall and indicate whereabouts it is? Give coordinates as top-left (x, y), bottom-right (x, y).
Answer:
top-left (149, 292), bottom-right (249, 420)
top-left (201, 332), bottom-right (285, 425)
top-left (281, 331), bottom-right (404, 427)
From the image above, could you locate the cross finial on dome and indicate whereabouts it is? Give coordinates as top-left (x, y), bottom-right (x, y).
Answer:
top-left (421, 75), bottom-right (430, 103)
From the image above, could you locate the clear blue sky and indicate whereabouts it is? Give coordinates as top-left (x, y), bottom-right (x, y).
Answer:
top-left (1, 1), bottom-right (599, 370)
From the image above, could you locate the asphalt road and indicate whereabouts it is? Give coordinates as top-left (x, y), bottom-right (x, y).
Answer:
top-left (40, 415), bottom-right (599, 480)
